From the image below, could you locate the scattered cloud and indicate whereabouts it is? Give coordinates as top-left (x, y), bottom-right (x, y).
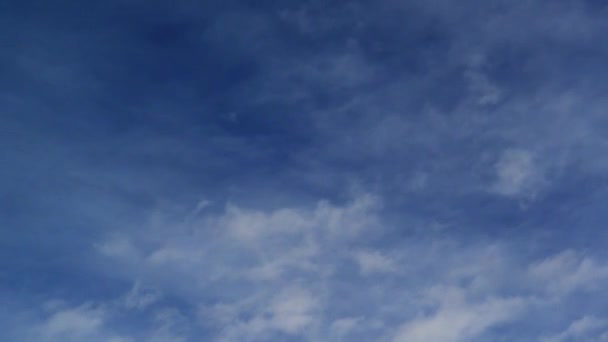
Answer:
top-left (37, 304), bottom-right (105, 340)
top-left (206, 287), bottom-right (320, 341)
top-left (542, 316), bottom-right (608, 342)
top-left (464, 54), bottom-right (503, 106)
top-left (393, 286), bottom-right (526, 342)
top-left (25, 303), bottom-right (133, 342)
top-left (352, 250), bottom-right (398, 275)
top-left (492, 149), bottom-right (543, 198)
top-left (123, 281), bottom-right (162, 310)
top-left (89, 197), bottom-right (608, 341)
top-left (529, 250), bottom-right (608, 296)
top-left (330, 316), bottom-right (364, 340)
top-left (5, 0), bottom-right (608, 341)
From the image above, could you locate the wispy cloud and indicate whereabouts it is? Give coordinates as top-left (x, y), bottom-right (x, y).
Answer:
top-left (529, 250), bottom-right (608, 296)
top-left (492, 149), bottom-right (543, 199)
top-left (88, 196), bottom-right (608, 340)
top-left (392, 287), bottom-right (526, 342)
top-left (4, 0), bottom-right (608, 341)
top-left (352, 250), bottom-right (399, 275)
top-left (542, 316), bottom-right (608, 342)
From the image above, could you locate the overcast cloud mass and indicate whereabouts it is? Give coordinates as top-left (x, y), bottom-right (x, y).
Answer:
top-left (3, 0), bottom-right (608, 341)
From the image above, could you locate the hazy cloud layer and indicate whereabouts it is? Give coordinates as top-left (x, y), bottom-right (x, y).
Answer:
top-left (3, 0), bottom-right (608, 341)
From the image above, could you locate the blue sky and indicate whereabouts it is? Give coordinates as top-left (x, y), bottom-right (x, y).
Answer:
top-left (3, 0), bottom-right (608, 341)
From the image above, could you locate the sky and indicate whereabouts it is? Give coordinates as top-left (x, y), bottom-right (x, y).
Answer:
top-left (2, 0), bottom-right (608, 341)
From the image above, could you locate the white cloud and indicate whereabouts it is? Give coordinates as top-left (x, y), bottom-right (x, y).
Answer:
top-left (352, 250), bottom-right (398, 275)
top-left (148, 309), bottom-right (188, 342)
top-left (99, 194), bottom-right (381, 286)
top-left (9, 0), bottom-right (608, 341)
top-left (268, 287), bottom-right (320, 334)
top-left (39, 304), bottom-right (105, 339)
top-left (97, 236), bottom-right (139, 261)
top-left (17, 287), bottom-right (187, 342)
top-left (529, 250), bottom-right (608, 296)
top-left (29, 303), bottom-right (133, 342)
top-left (245, 241), bottom-right (320, 281)
top-left (120, 194), bottom-right (378, 341)
top-left (464, 54), bottom-right (502, 106)
top-left (93, 195), bottom-right (608, 341)
top-left (492, 149), bottom-right (543, 198)
top-left (147, 247), bottom-right (199, 265)
top-left (542, 316), bottom-right (608, 342)
top-left (221, 205), bottom-right (308, 243)
top-left (123, 281), bottom-right (162, 310)
top-left (321, 194), bottom-right (381, 237)
top-left (218, 193), bottom-right (380, 244)
top-left (330, 317), bottom-right (364, 339)
top-left (393, 287), bottom-right (526, 342)
top-left (209, 287), bottom-right (320, 342)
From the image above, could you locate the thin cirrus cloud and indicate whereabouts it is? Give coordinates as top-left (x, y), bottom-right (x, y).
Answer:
top-left (3, 0), bottom-right (608, 341)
